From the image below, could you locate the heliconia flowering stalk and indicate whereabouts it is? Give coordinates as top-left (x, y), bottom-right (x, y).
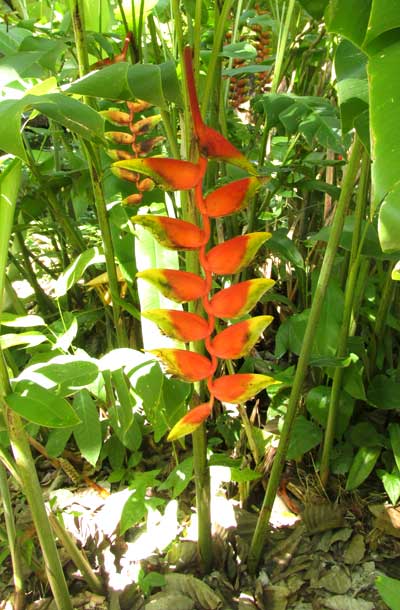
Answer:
top-left (113, 46), bottom-right (277, 441)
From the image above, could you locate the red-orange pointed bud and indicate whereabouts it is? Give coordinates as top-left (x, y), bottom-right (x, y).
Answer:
top-left (132, 215), bottom-right (206, 250)
top-left (123, 193), bottom-right (143, 205)
top-left (167, 402), bottom-right (212, 441)
top-left (197, 124), bottom-right (256, 174)
top-left (100, 109), bottom-right (131, 126)
top-left (107, 149), bottom-right (135, 161)
top-left (149, 349), bottom-right (214, 382)
top-left (209, 278), bottom-right (275, 319)
top-left (127, 100), bottom-right (153, 113)
top-left (209, 373), bottom-right (278, 403)
top-left (137, 136), bottom-right (165, 155)
top-left (131, 114), bottom-right (162, 135)
top-left (137, 178), bottom-right (155, 192)
top-left (206, 232), bottom-right (271, 275)
top-left (142, 309), bottom-right (210, 342)
top-left (210, 315), bottom-right (273, 359)
top-left (112, 158), bottom-right (202, 190)
top-left (136, 269), bottom-right (207, 302)
top-left (205, 177), bottom-right (264, 218)
top-left (111, 166), bottom-right (139, 182)
top-left (105, 131), bottom-right (135, 146)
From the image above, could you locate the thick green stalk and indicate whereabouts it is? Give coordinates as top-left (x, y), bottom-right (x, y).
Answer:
top-left (0, 463), bottom-right (25, 609)
top-left (320, 149), bottom-right (370, 486)
top-left (270, 0), bottom-right (296, 93)
top-left (247, 136), bottom-right (363, 574)
top-left (49, 513), bottom-right (104, 594)
top-left (0, 356), bottom-right (73, 610)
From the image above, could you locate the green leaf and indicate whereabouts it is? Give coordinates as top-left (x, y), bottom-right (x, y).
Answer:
top-left (7, 382), bottom-right (81, 428)
top-left (230, 467), bottom-right (262, 482)
top-left (367, 375), bottom-right (400, 410)
top-left (389, 423), bottom-right (400, 472)
top-left (73, 390), bottom-right (102, 467)
top-left (0, 159), bottom-right (22, 302)
top-left (66, 62), bottom-right (166, 108)
top-left (54, 246), bottom-right (105, 297)
top-left (0, 94), bottom-right (105, 160)
top-left (287, 415), bottom-right (322, 460)
top-left (159, 61), bottom-right (182, 106)
top-left (267, 228), bottom-right (304, 269)
top-left (158, 456), bottom-right (193, 498)
top-left (16, 355), bottom-right (99, 396)
top-left (120, 493), bottom-right (147, 535)
top-left (0, 314), bottom-right (45, 328)
top-left (379, 471), bottom-right (400, 506)
top-left (369, 41), bottom-right (400, 215)
top-left (392, 261), bottom-right (400, 280)
top-left (0, 331), bottom-right (48, 349)
top-left (220, 42), bottom-right (257, 60)
top-left (45, 427), bottom-right (72, 458)
top-left (363, 0), bottom-right (400, 49)
top-left (378, 183), bottom-right (400, 253)
top-left (349, 422), bottom-right (385, 448)
top-left (334, 40), bottom-right (369, 134)
top-left (296, 0), bottom-right (328, 19)
top-left (325, 0), bottom-right (372, 47)
top-left (346, 446), bottom-right (380, 490)
top-left (376, 574), bottom-right (400, 610)
top-left (306, 386), bottom-right (354, 438)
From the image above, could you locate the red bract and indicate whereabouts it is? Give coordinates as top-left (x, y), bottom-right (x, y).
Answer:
top-left (113, 46), bottom-right (276, 441)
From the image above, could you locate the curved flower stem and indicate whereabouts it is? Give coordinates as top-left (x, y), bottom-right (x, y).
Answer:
top-left (247, 135), bottom-right (363, 574)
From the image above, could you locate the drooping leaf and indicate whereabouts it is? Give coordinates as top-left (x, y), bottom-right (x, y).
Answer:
top-left (209, 278), bottom-right (275, 319)
top-left (149, 348), bottom-right (214, 382)
top-left (367, 375), bottom-right (400, 410)
top-left (113, 158), bottom-right (202, 190)
top-left (379, 471), bottom-right (400, 506)
top-left (136, 268), bottom-right (207, 303)
top-left (167, 402), bottom-right (212, 441)
top-left (0, 159), bottom-right (22, 302)
top-left (209, 373), bottom-right (278, 403)
top-left (54, 247), bottom-right (105, 297)
top-left (142, 309), bottom-right (210, 342)
top-left (376, 574), bottom-right (400, 610)
top-left (206, 232), bottom-right (271, 275)
top-left (72, 389), bottom-right (102, 467)
top-left (287, 415), bottom-right (323, 460)
top-left (346, 446), bottom-right (381, 490)
top-left (210, 316), bottom-right (273, 359)
top-left (132, 215), bottom-right (206, 250)
top-left (204, 177), bottom-right (264, 218)
top-left (158, 457), bottom-right (193, 497)
top-left (6, 382), bottom-right (81, 428)
top-left (389, 423), bottom-right (400, 473)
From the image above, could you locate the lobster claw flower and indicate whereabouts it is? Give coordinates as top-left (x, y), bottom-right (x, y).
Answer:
top-left (167, 402), bottom-right (212, 441)
top-left (136, 269), bottom-right (207, 302)
top-left (149, 348), bottom-right (214, 382)
top-left (209, 278), bottom-right (275, 319)
top-left (210, 315), bottom-right (273, 359)
top-left (209, 373), bottom-right (279, 403)
top-left (112, 157), bottom-right (203, 190)
top-left (206, 232), bottom-right (271, 275)
top-left (132, 215), bottom-right (206, 250)
top-left (205, 177), bottom-right (264, 218)
top-left (142, 309), bottom-right (210, 342)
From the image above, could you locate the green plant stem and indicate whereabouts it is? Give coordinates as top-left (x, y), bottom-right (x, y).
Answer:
top-left (374, 262), bottom-right (395, 341)
top-left (49, 512), bottom-right (104, 594)
top-left (0, 463), bottom-right (25, 609)
top-left (69, 0), bottom-right (128, 347)
top-left (201, 0), bottom-right (235, 117)
top-left (270, 0), bottom-right (296, 93)
top-left (4, 275), bottom-right (26, 315)
top-left (320, 148), bottom-right (370, 486)
top-left (192, 424), bottom-right (212, 572)
top-left (0, 354), bottom-right (73, 610)
top-left (247, 135), bottom-right (363, 574)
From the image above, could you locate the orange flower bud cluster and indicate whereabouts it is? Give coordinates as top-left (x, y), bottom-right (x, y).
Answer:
top-left (225, 5), bottom-right (272, 109)
top-left (104, 98), bottom-right (165, 205)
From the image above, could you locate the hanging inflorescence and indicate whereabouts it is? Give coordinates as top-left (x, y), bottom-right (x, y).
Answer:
top-left (112, 47), bottom-right (278, 440)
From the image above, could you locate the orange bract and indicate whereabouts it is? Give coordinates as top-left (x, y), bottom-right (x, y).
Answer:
top-left (209, 278), bottom-right (275, 319)
top-left (167, 402), bottom-right (212, 441)
top-left (132, 215), bottom-right (206, 250)
top-left (113, 157), bottom-right (202, 190)
top-left (205, 177), bottom-right (263, 217)
top-left (136, 269), bottom-right (207, 302)
top-left (150, 348), bottom-right (214, 382)
top-left (209, 373), bottom-right (278, 403)
top-left (206, 232), bottom-right (271, 275)
top-left (210, 316), bottom-right (273, 359)
top-left (142, 309), bottom-right (210, 342)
